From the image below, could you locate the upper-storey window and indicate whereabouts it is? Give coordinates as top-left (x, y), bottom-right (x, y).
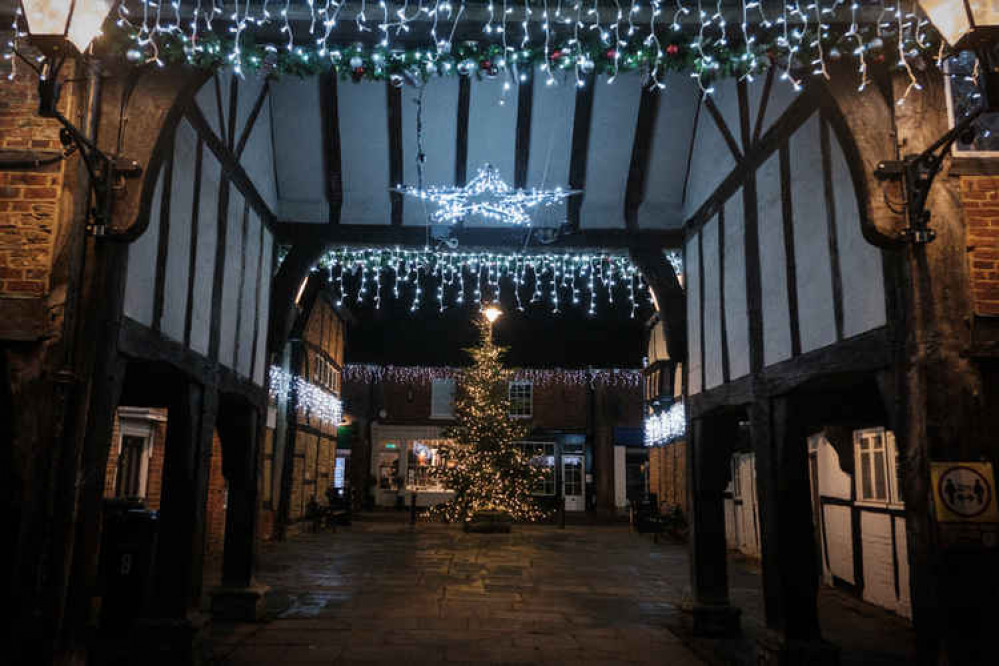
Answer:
top-left (431, 379), bottom-right (456, 419)
top-left (854, 428), bottom-right (901, 506)
top-left (945, 51), bottom-right (999, 155)
top-left (509, 381), bottom-right (533, 418)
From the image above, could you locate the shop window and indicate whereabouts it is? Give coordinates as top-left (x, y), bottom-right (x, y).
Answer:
top-left (407, 440), bottom-right (447, 491)
top-left (431, 379), bottom-right (455, 419)
top-left (519, 441), bottom-right (556, 496)
top-left (854, 428), bottom-right (901, 505)
top-left (945, 51), bottom-right (999, 155)
top-left (377, 451), bottom-right (400, 490)
top-left (509, 381), bottom-right (533, 418)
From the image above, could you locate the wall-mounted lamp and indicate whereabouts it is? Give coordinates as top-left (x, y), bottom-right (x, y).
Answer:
top-left (13, 1), bottom-right (142, 235)
top-left (875, 1), bottom-right (999, 244)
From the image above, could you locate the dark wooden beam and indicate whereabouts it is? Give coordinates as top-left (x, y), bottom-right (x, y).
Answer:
top-left (235, 80), bottom-right (271, 160)
top-left (183, 142), bottom-right (204, 348)
top-left (320, 72), bottom-right (344, 225)
top-left (631, 246), bottom-right (686, 362)
top-left (737, 79), bottom-right (752, 152)
top-left (185, 104), bottom-right (278, 230)
top-left (455, 75), bottom-right (471, 186)
top-left (685, 89), bottom-right (818, 235)
top-left (718, 207), bottom-right (730, 383)
top-left (567, 71), bottom-right (596, 231)
top-left (820, 113), bottom-right (845, 342)
top-left (779, 140), bottom-right (802, 357)
top-left (681, 95), bottom-right (703, 210)
top-left (226, 75), bottom-right (239, 151)
top-left (514, 66), bottom-right (534, 189)
top-left (624, 87), bottom-right (661, 232)
top-left (703, 94), bottom-right (744, 162)
top-left (387, 80), bottom-right (404, 226)
top-left (752, 66), bottom-right (776, 147)
top-left (273, 222), bottom-right (683, 249)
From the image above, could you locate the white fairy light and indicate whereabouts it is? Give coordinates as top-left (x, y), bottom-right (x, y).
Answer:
top-left (644, 400), bottom-right (686, 446)
top-left (269, 366), bottom-right (344, 425)
top-left (344, 364), bottom-right (643, 388)
top-left (392, 164), bottom-right (581, 226)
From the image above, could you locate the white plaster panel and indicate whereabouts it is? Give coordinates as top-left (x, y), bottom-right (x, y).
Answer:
top-left (237, 212), bottom-right (262, 378)
top-left (270, 76), bottom-right (325, 222)
top-left (219, 191), bottom-right (245, 368)
top-left (339, 81), bottom-right (389, 225)
top-left (253, 230), bottom-right (273, 386)
top-left (822, 504), bottom-right (855, 585)
top-left (527, 68), bottom-right (575, 213)
top-left (790, 115), bottom-right (836, 354)
top-left (830, 129), bottom-right (887, 338)
top-left (466, 75), bottom-right (518, 225)
top-left (123, 171), bottom-right (163, 327)
top-left (402, 76), bottom-right (459, 226)
top-left (190, 154), bottom-right (221, 356)
top-left (235, 74), bottom-right (266, 141)
top-left (683, 81), bottom-right (738, 218)
top-left (580, 72), bottom-right (643, 229)
top-left (702, 215), bottom-right (723, 389)
top-left (639, 73), bottom-right (700, 229)
top-left (747, 73), bottom-right (798, 142)
top-left (894, 516), bottom-right (912, 618)
top-left (194, 72), bottom-right (226, 138)
top-left (861, 510), bottom-right (899, 613)
top-left (816, 434), bottom-right (852, 500)
top-left (723, 193), bottom-right (750, 380)
top-left (239, 85), bottom-right (278, 212)
top-left (686, 234), bottom-right (702, 395)
top-left (756, 151), bottom-right (792, 366)
top-left (161, 120), bottom-right (197, 343)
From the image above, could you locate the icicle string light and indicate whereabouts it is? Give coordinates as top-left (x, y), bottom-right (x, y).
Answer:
top-left (343, 363), bottom-right (643, 388)
top-left (269, 365), bottom-right (344, 425)
top-left (51, 0), bottom-right (944, 93)
top-left (315, 247), bottom-right (675, 316)
top-left (644, 399), bottom-right (686, 446)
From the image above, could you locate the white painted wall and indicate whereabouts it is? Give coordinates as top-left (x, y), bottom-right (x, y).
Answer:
top-left (701, 215), bottom-right (723, 389)
top-left (686, 233), bottom-right (702, 395)
top-left (723, 193), bottom-right (750, 380)
top-left (756, 151), bottom-right (793, 366)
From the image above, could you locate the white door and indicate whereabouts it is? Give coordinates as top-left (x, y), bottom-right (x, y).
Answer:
top-left (562, 455), bottom-right (585, 511)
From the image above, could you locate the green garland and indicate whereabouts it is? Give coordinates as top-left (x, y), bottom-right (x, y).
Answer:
top-left (105, 21), bottom-right (942, 85)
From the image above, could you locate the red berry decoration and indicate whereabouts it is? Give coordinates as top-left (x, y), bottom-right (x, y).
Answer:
top-left (606, 48), bottom-right (618, 60)
top-left (351, 66), bottom-right (366, 82)
top-left (551, 49), bottom-right (562, 60)
top-left (666, 44), bottom-right (679, 56)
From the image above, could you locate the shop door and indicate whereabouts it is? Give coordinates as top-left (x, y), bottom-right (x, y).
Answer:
top-left (562, 455), bottom-right (585, 511)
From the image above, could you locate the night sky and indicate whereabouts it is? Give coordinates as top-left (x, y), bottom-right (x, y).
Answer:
top-left (342, 280), bottom-right (651, 369)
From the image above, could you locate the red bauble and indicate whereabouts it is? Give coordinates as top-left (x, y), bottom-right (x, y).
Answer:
top-left (351, 67), bottom-right (366, 82)
top-left (666, 44), bottom-right (679, 56)
top-left (551, 49), bottom-right (563, 60)
top-left (606, 48), bottom-right (618, 60)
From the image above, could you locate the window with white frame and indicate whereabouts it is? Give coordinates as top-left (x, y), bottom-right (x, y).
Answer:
top-left (508, 381), bottom-right (533, 418)
top-left (945, 51), bottom-right (999, 155)
top-left (854, 428), bottom-right (901, 505)
top-left (110, 409), bottom-right (161, 500)
top-left (519, 441), bottom-right (556, 496)
top-left (431, 379), bottom-right (456, 419)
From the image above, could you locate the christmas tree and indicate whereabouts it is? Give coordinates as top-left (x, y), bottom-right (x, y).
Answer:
top-left (431, 314), bottom-right (547, 524)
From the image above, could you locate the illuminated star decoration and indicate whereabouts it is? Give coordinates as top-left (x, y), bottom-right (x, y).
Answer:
top-left (392, 164), bottom-right (581, 227)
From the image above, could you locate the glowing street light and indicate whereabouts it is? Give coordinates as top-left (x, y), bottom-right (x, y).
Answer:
top-left (483, 306), bottom-right (503, 324)
top-left (20, 0), bottom-right (114, 57)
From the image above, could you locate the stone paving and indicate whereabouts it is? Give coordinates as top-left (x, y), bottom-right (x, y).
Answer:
top-left (210, 520), bottom-right (915, 666)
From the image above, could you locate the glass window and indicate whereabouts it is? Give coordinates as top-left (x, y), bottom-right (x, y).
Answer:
top-left (519, 441), bottom-right (556, 495)
top-left (854, 428), bottom-right (899, 504)
top-left (407, 440), bottom-right (447, 491)
top-left (116, 435), bottom-right (149, 499)
top-left (945, 51), bottom-right (999, 154)
top-left (333, 454), bottom-right (350, 490)
top-left (509, 381), bottom-right (533, 418)
top-left (431, 379), bottom-right (456, 419)
top-left (377, 451), bottom-right (400, 490)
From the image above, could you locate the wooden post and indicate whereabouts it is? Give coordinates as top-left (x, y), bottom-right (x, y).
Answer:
top-left (687, 416), bottom-right (740, 637)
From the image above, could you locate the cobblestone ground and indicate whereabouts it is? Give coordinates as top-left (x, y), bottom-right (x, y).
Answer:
top-left (210, 520), bottom-right (915, 665)
top-left (211, 522), bottom-right (704, 666)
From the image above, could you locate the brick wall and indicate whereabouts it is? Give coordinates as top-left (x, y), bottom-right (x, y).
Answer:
top-left (961, 176), bottom-right (999, 316)
top-left (102, 408), bottom-right (167, 509)
top-left (0, 65), bottom-right (68, 298)
top-left (204, 432), bottom-right (227, 557)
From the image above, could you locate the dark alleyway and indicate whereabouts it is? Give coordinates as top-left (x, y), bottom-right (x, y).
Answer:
top-left (209, 521), bottom-right (915, 665)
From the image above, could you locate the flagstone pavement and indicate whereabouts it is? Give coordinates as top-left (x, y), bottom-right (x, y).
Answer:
top-left (209, 519), bottom-right (915, 666)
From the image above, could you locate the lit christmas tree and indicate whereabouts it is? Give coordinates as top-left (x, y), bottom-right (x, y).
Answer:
top-left (431, 311), bottom-right (547, 524)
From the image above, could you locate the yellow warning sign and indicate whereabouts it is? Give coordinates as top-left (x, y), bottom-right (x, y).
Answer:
top-left (931, 462), bottom-right (999, 523)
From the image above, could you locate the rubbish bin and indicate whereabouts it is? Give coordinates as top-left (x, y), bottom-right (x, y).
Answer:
top-left (99, 499), bottom-right (159, 628)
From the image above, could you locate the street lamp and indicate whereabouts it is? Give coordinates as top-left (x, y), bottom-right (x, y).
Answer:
top-left (13, 0), bottom-right (142, 235)
top-left (483, 306), bottom-right (503, 324)
top-left (874, 1), bottom-right (999, 244)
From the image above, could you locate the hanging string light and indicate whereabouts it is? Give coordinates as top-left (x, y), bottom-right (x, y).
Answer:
top-left (77, 1), bottom-right (939, 95)
top-left (269, 365), bottom-right (344, 425)
top-left (344, 363), bottom-right (643, 388)
top-left (316, 247), bottom-right (675, 316)
top-left (644, 399), bottom-right (685, 446)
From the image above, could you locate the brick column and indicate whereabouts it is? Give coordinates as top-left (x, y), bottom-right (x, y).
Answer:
top-left (960, 176), bottom-right (999, 316)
